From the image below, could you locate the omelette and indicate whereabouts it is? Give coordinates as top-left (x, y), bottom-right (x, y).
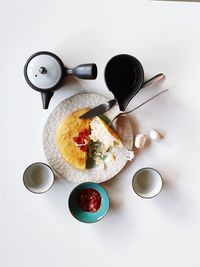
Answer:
top-left (56, 109), bottom-right (124, 171)
top-left (56, 109), bottom-right (90, 170)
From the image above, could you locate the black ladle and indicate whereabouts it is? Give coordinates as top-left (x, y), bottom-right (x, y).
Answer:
top-left (105, 54), bottom-right (162, 111)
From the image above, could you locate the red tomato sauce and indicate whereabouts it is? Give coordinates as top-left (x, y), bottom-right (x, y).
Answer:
top-left (78, 188), bottom-right (101, 212)
top-left (73, 129), bottom-right (89, 152)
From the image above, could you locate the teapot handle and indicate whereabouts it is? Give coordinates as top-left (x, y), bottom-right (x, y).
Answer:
top-left (65, 64), bottom-right (97, 80)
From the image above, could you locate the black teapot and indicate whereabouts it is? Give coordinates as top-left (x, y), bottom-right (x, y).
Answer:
top-left (24, 51), bottom-right (97, 109)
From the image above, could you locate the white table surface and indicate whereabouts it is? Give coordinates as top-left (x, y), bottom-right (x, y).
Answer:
top-left (1, 0), bottom-right (200, 266)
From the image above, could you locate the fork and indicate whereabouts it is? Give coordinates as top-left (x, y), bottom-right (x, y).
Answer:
top-left (108, 89), bottom-right (169, 126)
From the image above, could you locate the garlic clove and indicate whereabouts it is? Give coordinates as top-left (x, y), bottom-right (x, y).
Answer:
top-left (134, 134), bottom-right (147, 148)
top-left (149, 129), bottom-right (162, 140)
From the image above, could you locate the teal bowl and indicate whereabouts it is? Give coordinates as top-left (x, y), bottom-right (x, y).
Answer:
top-left (68, 182), bottom-right (110, 223)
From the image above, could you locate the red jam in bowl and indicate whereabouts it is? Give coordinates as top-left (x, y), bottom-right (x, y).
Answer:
top-left (78, 188), bottom-right (101, 212)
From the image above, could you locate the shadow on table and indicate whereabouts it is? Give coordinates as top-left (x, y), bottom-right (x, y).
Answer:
top-left (154, 170), bottom-right (198, 222)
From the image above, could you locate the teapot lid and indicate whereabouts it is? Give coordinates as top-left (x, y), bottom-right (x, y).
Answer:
top-left (24, 51), bottom-right (64, 91)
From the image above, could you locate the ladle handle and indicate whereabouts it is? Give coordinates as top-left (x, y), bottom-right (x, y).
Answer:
top-left (142, 73), bottom-right (165, 88)
top-left (66, 64), bottom-right (97, 80)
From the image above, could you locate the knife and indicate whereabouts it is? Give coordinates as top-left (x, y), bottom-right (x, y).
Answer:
top-left (79, 73), bottom-right (165, 119)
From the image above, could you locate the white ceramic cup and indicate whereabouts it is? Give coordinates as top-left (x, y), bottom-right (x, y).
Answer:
top-left (23, 162), bottom-right (54, 194)
top-left (132, 167), bottom-right (163, 199)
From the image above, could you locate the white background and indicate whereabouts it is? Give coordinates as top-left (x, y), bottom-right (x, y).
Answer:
top-left (1, 0), bottom-right (200, 266)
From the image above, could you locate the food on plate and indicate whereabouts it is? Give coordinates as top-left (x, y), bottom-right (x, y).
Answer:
top-left (124, 150), bottom-right (135, 161)
top-left (134, 134), bottom-right (147, 148)
top-left (89, 117), bottom-right (122, 150)
top-left (56, 108), bottom-right (90, 170)
top-left (56, 109), bottom-right (133, 170)
top-left (87, 116), bottom-right (123, 167)
top-left (149, 128), bottom-right (162, 140)
top-left (78, 188), bottom-right (101, 212)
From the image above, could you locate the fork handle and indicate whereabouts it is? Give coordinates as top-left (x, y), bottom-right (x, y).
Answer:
top-left (124, 89), bottom-right (169, 115)
top-left (108, 89), bottom-right (169, 126)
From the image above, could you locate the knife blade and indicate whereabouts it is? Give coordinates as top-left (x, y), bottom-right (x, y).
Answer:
top-left (79, 99), bottom-right (117, 119)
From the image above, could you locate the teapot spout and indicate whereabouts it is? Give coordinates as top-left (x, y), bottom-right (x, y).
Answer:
top-left (41, 91), bottom-right (54, 109)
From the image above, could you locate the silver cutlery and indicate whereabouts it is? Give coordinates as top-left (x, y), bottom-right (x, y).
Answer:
top-left (80, 73), bottom-right (165, 119)
top-left (108, 89), bottom-right (169, 126)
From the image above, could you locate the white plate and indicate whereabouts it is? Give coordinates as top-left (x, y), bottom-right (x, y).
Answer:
top-left (43, 93), bottom-right (134, 183)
